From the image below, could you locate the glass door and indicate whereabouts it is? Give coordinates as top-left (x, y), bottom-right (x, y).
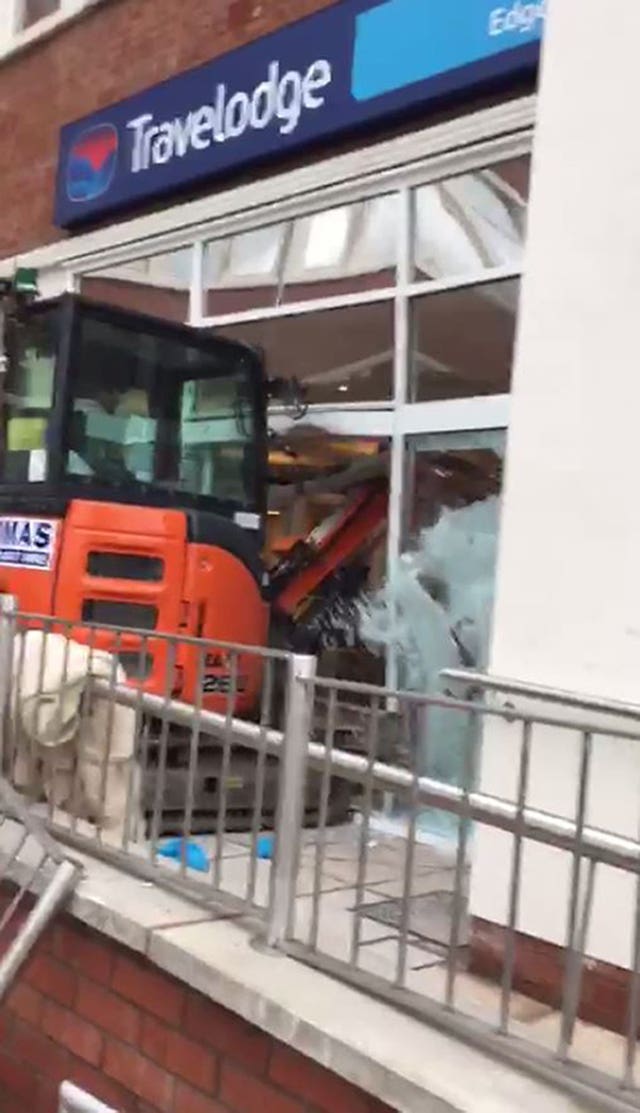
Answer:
top-left (361, 427), bottom-right (505, 838)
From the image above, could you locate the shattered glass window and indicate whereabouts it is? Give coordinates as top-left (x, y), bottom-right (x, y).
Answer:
top-left (360, 429), bottom-right (506, 836)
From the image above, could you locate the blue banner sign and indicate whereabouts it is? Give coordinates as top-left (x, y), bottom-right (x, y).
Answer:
top-left (54, 0), bottom-right (544, 228)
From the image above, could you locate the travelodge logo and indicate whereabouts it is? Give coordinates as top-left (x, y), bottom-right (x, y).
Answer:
top-left (66, 123), bottom-right (119, 203)
top-left (56, 0), bottom-right (544, 228)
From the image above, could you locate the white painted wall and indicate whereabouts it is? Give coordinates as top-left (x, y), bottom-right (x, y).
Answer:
top-left (470, 0), bottom-right (640, 968)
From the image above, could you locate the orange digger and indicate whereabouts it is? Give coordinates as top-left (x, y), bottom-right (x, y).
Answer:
top-left (0, 277), bottom-right (388, 828)
top-left (0, 284), bottom-right (270, 716)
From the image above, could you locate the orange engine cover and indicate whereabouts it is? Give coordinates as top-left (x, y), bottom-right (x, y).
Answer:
top-left (0, 500), bottom-right (268, 717)
top-left (180, 543), bottom-right (268, 713)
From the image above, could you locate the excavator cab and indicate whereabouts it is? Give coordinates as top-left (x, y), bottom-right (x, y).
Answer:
top-left (0, 292), bottom-right (270, 716)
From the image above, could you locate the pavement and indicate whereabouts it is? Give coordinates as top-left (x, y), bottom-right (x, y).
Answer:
top-left (193, 818), bottom-right (635, 1095)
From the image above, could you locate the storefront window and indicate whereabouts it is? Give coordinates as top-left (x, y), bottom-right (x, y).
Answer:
top-left (219, 300), bottom-right (394, 405)
top-left (205, 225), bottom-right (287, 313)
top-left (204, 194), bottom-right (397, 315)
top-left (81, 249), bottom-right (192, 323)
top-left (364, 428), bottom-right (505, 686)
top-left (71, 141), bottom-right (531, 843)
top-left (268, 428), bottom-right (389, 660)
top-left (413, 157), bottom-right (529, 282)
top-left (361, 428), bottom-right (505, 835)
top-left (282, 194), bottom-right (397, 302)
top-left (409, 278), bottom-right (520, 402)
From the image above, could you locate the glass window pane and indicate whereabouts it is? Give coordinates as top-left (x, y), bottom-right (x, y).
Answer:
top-left (229, 226), bottom-right (282, 277)
top-left (218, 301), bottom-right (393, 406)
top-left (204, 195), bottom-right (398, 314)
top-left (63, 308), bottom-right (260, 515)
top-left (22, 0), bottom-right (59, 27)
top-left (360, 428), bottom-right (505, 836)
top-left (204, 224), bottom-right (286, 315)
top-left (178, 373), bottom-right (255, 506)
top-left (281, 195), bottom-right (397, 303)
top-left (304, 207), bottom-right (350, 269)
top-left (410, 278), bottom-right (520, 402)
top-left (413, 156), bottom-right (530, 282)
top-left (0, 308), bottom-right (57, 484)
top-left (81, 249), bottom-right (192, 323)
top-left (267, 428), bottom-right (389, 657)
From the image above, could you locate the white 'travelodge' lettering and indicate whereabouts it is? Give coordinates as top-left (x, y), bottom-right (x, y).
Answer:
top-left (127, 58), bottom-right (332, 173)
top-left (128, 113), bottom-right (153, 172)
top-left (489, 0), bottom-right (545, 36)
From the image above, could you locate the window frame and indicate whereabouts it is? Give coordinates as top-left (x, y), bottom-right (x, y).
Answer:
top-left (0, 0), bottom-right (107, 59)
top-left (17, 0), bottom-right (62, 32)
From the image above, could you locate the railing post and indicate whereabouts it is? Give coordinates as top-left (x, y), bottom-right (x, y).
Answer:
top-left (267, 653), bottom-right (316, 949)
top-left (0, 594), bottom-right (17, 777)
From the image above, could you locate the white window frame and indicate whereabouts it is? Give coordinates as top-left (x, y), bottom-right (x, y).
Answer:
top-left (0, 0), bottom-right (107, 60)
top-left (11, 97), bottom-right (534, 274)
top-left (14, 0), bottom-right (62, 33)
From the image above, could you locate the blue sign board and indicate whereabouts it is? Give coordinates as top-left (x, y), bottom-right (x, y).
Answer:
top-left (54, 0), bottom-right (544, 228)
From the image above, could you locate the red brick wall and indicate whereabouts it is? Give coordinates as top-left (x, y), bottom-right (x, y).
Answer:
top-left (0, 0), bottom-right (533, 261)
top-left (470, 917), bottom-right (632, 1037)
top-left (0, 0), bottom-right (337, 259)
top-left (0, 898), bottom-right (396, 1113)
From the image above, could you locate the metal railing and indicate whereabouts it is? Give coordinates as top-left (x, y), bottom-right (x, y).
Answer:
top-left (277, 673), bottom-right (640, 1113)
top-left (0, 605), bottom-right (314, 924)
top-left (0, 776), bottom-right (80, 999)
top-left (5, 603), bottom-right (640, 1108)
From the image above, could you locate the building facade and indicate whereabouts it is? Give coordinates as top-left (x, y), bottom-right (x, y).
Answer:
top-left (6, 0), bottom-right (637, 1078)
top-left (0, 0), bottom-right (538, 827)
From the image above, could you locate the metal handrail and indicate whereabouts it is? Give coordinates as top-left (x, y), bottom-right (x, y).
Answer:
top-left (9, 604), bottom-right (640, 1110)
top-left (15, 609), bottom-right (291, 660)
top-left (305, 673), bottom-right (640, 741)
top-left (92, 677), bottom-right (640, 873)
top-left (0, 778), bottom-right (81, 999)
top-left (441, 667), bottom-right (640, 720)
